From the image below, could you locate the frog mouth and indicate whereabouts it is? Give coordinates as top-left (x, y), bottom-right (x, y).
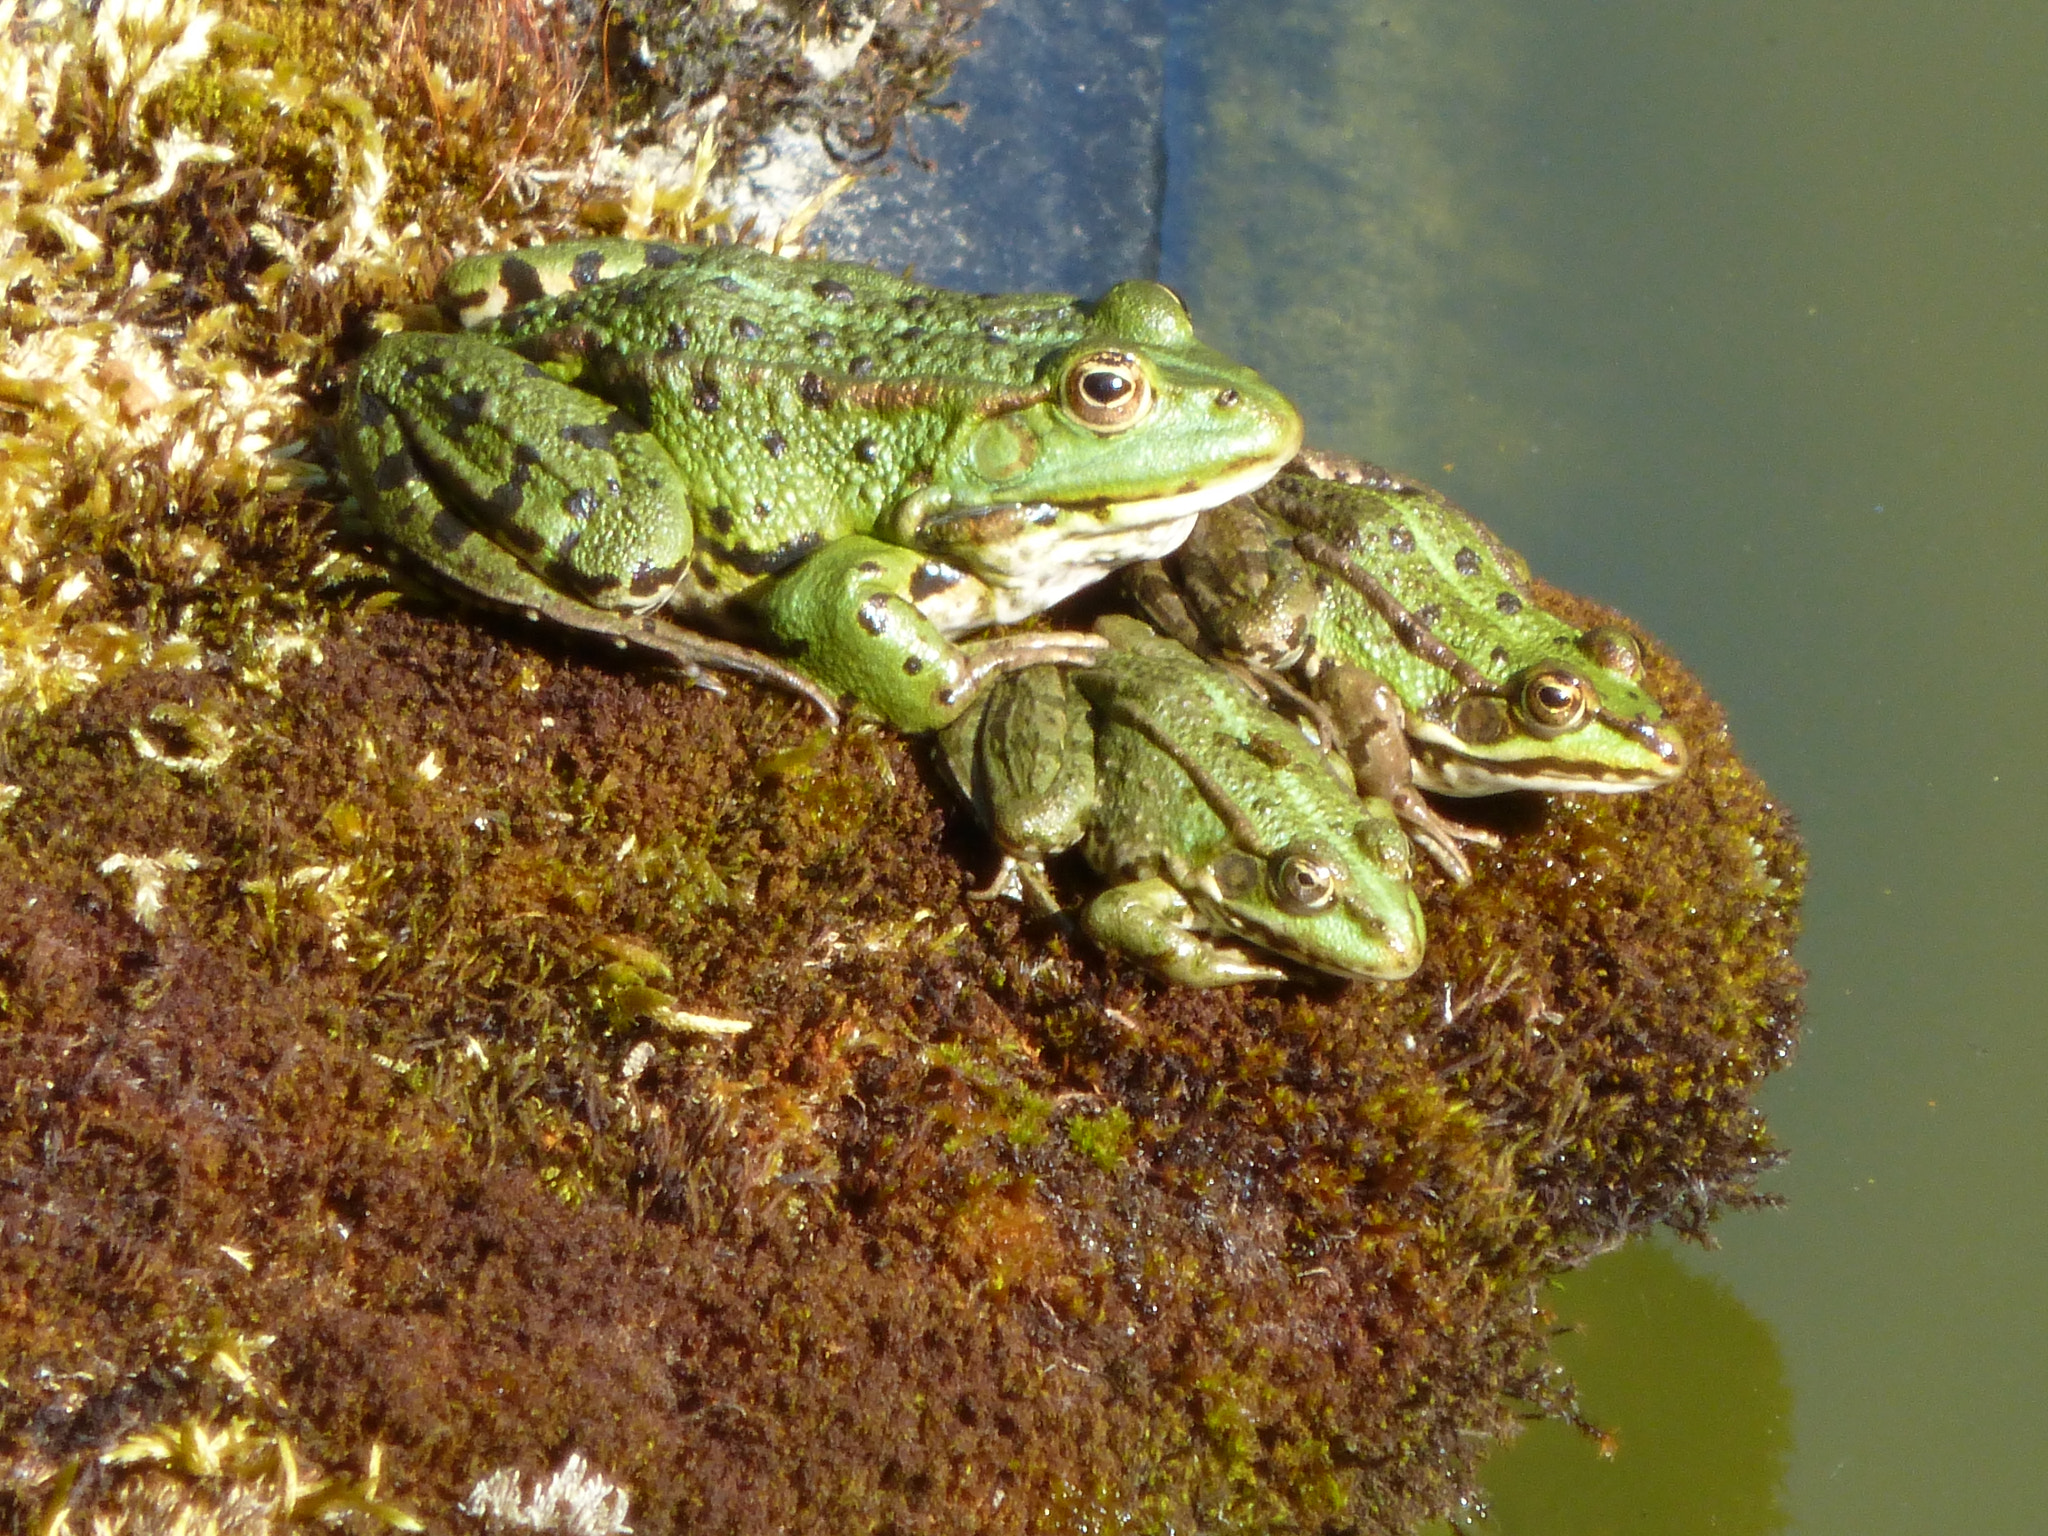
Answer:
top-left (928, 459), bottom-right (1291, 624)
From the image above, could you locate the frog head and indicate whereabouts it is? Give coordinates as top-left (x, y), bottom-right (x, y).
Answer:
top-left (886, 280), bottom-right (1304, 622)
top-left (1184, 810), bottom-right (1426, 984)
top-left (1406, 624), bottom-right (1688, 795)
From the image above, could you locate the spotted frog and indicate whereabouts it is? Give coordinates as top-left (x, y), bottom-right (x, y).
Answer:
top-left (339, 239), bottom-right (1303, 730)
top-left (1131, 451), bottom-right (1686, 883)
top-left (938, 615), bottom-right (1424, 987)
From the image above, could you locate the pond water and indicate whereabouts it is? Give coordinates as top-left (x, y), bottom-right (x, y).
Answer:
top-left (1164, 3), bottom-right (2048, 1531)
top-left (838, 1), bottom-right (2047, 1529)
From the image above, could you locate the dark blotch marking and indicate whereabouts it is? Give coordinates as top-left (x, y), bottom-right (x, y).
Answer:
top-left (668, 320), bottom-right (694, 350)
top-left (854, 437), bottom-right (880, 464)
top-left (354, 389), bottom-right (391, 428)
top-left (1216, 387), bottom-right (1240, 407)
top-left (1246, 733), bottom-right (1296, 770)
top-left (855, 560), bottom-right (885, 578)
top-left (1454, 546), bottom-right (1481, 577)
top-left (559, 410), bottom-right (635, 451)
top-left (499, 257), bottom-right (546, 308)
top-left (909, 563), bottom-right (958, 601)
top-left (899, 325), bottom-right (927, 342)
top-left (1496, 591), bottom-right (1524, 616)
top-left (849, 355), bottom-right (875, 377)
top-left (707, 505), bottom-right (734, 535)
top-left (373, 446), bottom-right (419, 492)
top-left (564, 488), bottom-right (599, 522)
top-left (700, 529), bottom-right (822, 579)
top-left (901, 294), bottom-right (932, 314)
top-left (761, 429), bottom-right (787, 458)
top-left (570, 250), bottom-right (606, 288)
top-left (730, 315), bottom-right (763, 341)
top-left (644, 244), bottom-right (685, 268)
top-left (903, 655), bottom-right (925, 675)
top-left (813, 278), bottom-right (856, 304)
top-left (400, 357), bottom-right (445, 387)
top-left (857, 594), bottom-right (892, 635)
top-left (629, 560), bottom-right (684, 598)
top-left (1491, 645), bottom-right (1511, 669)
top-left (1414, 603), bottom-right (1443, 628)
top-left (694, 372), bottom-right (721, 413)
top-left (713, 276), bottom-right (742, 294)
top-left (800, 371), bottom-right (834, 409)
top-left (1387, 525), bottom-right (1415, 554)
top-left (428, 507), bottom-right (471, 551)
top-left (445, 389), bottom-right (489, 428)
top-left (499, 519), bottom-right (545, 556)
top-left (808, 328), bottom-right (836, 349)
top-left (980, 322), bottom-right (1010, 344)
top-left (485, 447), bottom-right (540, 517)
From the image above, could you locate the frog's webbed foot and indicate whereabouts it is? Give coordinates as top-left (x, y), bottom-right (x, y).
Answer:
top-left (1124, 560), bottom-right (1209, 651)
top-left (967, 853), bottom-right (1064, 918)
top-left (942, 632), bottom-right (1107, 714)
top-left (605, 610), bottom-right (842, 725)
top-left (1084, 878), bottom-right (1287, 987)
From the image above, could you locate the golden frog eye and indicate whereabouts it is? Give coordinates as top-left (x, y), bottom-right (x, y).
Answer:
top-left (1578, 624), bottom-right (1643, 679)
top-left (1517, 666), bottom-right (1592, 737)
top-left (1062, 351), bottom-right (1152, 432)
top-left (1270, 842), bottom-right (1341, 916)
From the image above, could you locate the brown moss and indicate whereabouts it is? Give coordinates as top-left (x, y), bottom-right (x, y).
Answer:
top-left (0, 572), bottom-right (1800, 1532)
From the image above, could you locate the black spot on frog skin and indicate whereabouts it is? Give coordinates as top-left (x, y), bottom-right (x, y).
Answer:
top-left (808, 328), bottom-right (836, 348)
top-left (902, 655), bottom-right (924, 675)
top-left (1454, 547), bottom-right (1482, 577)
top-left (707, 505), bottom-right (734, 535)
top-left (445, 389), bottom-right (489, 428)
top-left (372, 446), bottom-right (418, 492)
top-left (856, 560), bottom-right (885, 579)
top-left (813, 278), bottom-right (856, 304)
top-left (909, 562), bottom-right (959, 601)
top-left (400, 357), bottom-right (445, 388)
top-left (1495, 591), bottom-right (1523, 616)
top-left (428, 507), bottom-right (471, 551)
top-left (848, 355), bottom-right (875, 377)
top-left (1414, 603), bottom-right (1443, 628)
top-left (628, 559), bottom-right (684, 597)
top-left (564, 488), bottom-right (600, 522)
top-left (499, 257), bottom-right (547, 307)
top-left (730, 315), bottom-right (763, 341)
top-left (854, 437), bottom-right (880, 464)
top-left (761, 429), bottom-right (787, 458)
top-left (559, 410), bottom-right (637, 451)
top-left (353, 389), bottom-right (390, 427)
top-left (694, 372), bottom-right (721, 413)
top-left (699, 529), bottom-right (822, 578)
top-left (499, 518), bottom-right (546, 556)
top-left (643, 243), bottom-right (685, 268)
top-left (979, 323), bottom-right (1010, 344)
top-left (899, 326), bottom-right (927, 342)
top-left (857, 594), bottom-right (892, 634)
top-left (1386, 525), bottom-right (1416, 554)
top-left (1491, 646), bottom-right (1511, 669)
top-left (668, 321), bottom-right (694, 350)
top-left (713, 276), bottom-right (743, 294)
top-left (901, 294), bottom-right (932, 314)
top-left (485, 444), bottom-right (541, 516)
top-left (570, 249), bottom-right (607, 288)
top-left (1215, 387), bottom-right (1240, 407)
top-left (800, 371), bottom-right (835, 409)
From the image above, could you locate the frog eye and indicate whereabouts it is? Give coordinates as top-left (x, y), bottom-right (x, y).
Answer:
top-left (1578, 625), bottom-right (1643, 679)
top-left (1062, 351), bottom-right (1152, 432)
top-left (1516, 666), bottom-right (1592, 737)
top-left (1270, 842), bottom-right (1342, 916)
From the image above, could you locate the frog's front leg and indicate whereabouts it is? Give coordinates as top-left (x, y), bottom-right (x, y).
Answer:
top-left (751, 537), bottom-right (1106, 733)
top-left (342, 331), bottom-right (838, 718)
top-left (1309, 662), bottom-right (1497, 885)
top-left (1083, 877), bottom-right (1287, 987)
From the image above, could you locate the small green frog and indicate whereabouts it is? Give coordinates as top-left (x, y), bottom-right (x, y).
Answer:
top-left (938, 616), bottom-right (1424, 987)
top-left (338, 239), bottom-right (1303, 730)
top-left (1131, 452), bottom-right (1686, 882)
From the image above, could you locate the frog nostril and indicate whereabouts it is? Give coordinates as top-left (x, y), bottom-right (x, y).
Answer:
top-left (1215, 387), bottom-right (1241, 408)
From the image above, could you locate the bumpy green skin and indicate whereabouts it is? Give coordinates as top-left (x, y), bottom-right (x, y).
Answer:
top-left (1132, 452), bottom-right (1686, 881)
top-left (338, 238), bottom-right (1303, 731)
top-left (939, 616), bottom-right (1423, 986)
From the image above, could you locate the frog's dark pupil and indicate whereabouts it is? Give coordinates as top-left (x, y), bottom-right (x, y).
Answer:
top-left (1083, 371), bottom-right (1132, 406)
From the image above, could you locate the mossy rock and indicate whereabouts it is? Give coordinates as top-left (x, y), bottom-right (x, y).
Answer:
top-left (0, 572), bottom-right (1801, 1532)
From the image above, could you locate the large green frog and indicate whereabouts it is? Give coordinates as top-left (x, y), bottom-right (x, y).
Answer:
top-left (338, 239), bottom-right (1303, 730)
top-left (1130, 452), bottom-right (1686, 883)
top-left (939, 616), bottom-right (1424, 987)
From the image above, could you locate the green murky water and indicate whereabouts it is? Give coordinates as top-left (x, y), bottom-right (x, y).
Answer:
top-left (1163, 2), bottom-right (2048, 1531)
